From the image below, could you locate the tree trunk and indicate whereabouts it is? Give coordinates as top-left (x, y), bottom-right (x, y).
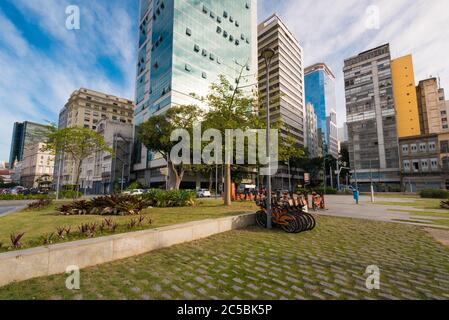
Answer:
top-left (73, 159), bottom-right (82, 199)
top-left (167, 159), bottom-right (183, 190)
top-left (224, 164), bottom-right (232, 206)
top-left (208, 170), bottom-right (213, 192)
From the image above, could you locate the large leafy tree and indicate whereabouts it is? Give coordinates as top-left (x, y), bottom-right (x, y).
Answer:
top-left (43, 126), bottom-right (111, 195)
top-left (201, 73), bottom-right (259, 206)
top-left (138, 105), bottom-right (203, 190)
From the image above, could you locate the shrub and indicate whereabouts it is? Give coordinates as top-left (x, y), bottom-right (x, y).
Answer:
top-left (296, 187), bottom-right (337, 195)
top-left (58, 195), bottom-right (151, 216)
top-left (0, 194), bottom-right (52, 201)
top-left (143, 189), bottom-right (196, 207)
top-left (10, 232), bottom-right (25, 249)
top-left (419, 189), bottom-right (449, 199)
top-left (27, 198), bottom-right (53, 210)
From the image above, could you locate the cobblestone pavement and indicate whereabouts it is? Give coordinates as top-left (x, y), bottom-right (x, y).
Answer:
top-left (1, 215), bottom-right (449, 300)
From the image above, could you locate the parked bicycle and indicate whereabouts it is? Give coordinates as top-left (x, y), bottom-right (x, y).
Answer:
top-left (255, 192), bottom-right (316, 234)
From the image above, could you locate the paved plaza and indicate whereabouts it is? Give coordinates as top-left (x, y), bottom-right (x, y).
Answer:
top-left (1, 214), bottom-right (449, 300)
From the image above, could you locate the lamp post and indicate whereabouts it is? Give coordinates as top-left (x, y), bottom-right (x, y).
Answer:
top-left (262, 47), bottom-right (275, 229)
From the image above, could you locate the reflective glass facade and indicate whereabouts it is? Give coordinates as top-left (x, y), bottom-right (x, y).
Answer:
top-left (134, 0), bottom-right (257, 176)
top-left (304, 64), bottom-right (338, 157)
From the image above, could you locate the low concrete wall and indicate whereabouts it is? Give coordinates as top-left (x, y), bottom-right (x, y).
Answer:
top-left (0, 213), bottom-right (255, 287)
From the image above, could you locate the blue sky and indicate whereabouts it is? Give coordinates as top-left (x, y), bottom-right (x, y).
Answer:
top-left (1, 0), bottom-right (449, 162)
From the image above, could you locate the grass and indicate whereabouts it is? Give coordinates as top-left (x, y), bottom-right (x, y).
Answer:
top-left (388, 209), bottom-right (449, 219)
top-left (1, 215), bottom-right (449, 300)
top-left (374, 193), bottom-right (420, 199)
top-left (375, 198), bottom-right (442, 210)
top-left (0, 200), bottom-right (257, 252)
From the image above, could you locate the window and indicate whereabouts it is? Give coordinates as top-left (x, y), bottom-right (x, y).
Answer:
top-left (209, 53), bottom-right (215, 61)
top-left (229, 16), bottom-right (234, 23)
top-left (202, 72), bottom-right (207, 79)
top-left (235, 21), bottom-right (239, 27)
top-left (217, 16), bottom-right (222, 23)
top-left (403, 160), bottom-right (410, 172)
top-left (194, 44), bottom-right (200, 52)
top-left (412, 160), bottom-right (419, 172)
top-left (419, 143), bottom-right (426, 152)
top-left (410, 144), bottom-right (418, 153)
top-left (229, 35), bottom-right (234, 42)
top-left (223, 31), bottom-right (228, 38)
top-left (402, 144), bottom-right (409, 154)
top-left (202, 5), bottom-right (208, 14)
top-left (223, 11), bottom-right (228, 18)
top-left (245, 2), bottom-right (251, 9)
top-left (421, 160), bottom-right (429, 171)
top-left (431, 158), bottom-right (439, 170)
top-left (202, 49), bottom-right (208, 57)
top-left (185, 64), bottom-right (191, 72)
top-left (429, 142), bottom-right (436, 152)
top-left (210, 11), bottom-right (215, 19)
top-left (235, 39), bottom-right (239, 46)
top-left (186, 28), bottom-right (192, 36)
top-left (216, 26), bottom-right (222, 34)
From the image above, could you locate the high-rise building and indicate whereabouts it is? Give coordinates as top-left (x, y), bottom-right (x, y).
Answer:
top-left (416, 78), bottom-right (448, 134)
top-left (134, 0), bottom-right (258, 186)
top-left (338, 122), bottom-right (349, 143)
top-left (391, 55), bottom-right (421, 138)
top-left (343, 44), bottom-right (400, 189)
top-left (9, 121), bottom-right (50, 166)
top-left (305, 63), bottom-right (338, 158)
top-left (56, 88), bottom-right (134, 186)
top-left (305, 103), bottom-right (321, 158)
top-left (79, 120), bottom-right (133, 195)
top-left (258, 14), bottom-right (306, 147)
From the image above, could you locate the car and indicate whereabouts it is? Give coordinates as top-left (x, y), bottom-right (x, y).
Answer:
top-left (130, 189), bottom-right (147, 195)
top-left (197, 189), bottom-right (211, 198)
top-left (10, 186), bottom-right (26, 195)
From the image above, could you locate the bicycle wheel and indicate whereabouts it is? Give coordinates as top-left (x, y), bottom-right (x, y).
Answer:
top-left (304, 213), bottom-right (316, 231)
top-left (256, 210), bottom-right (268, 228)
top-left (295, 214), bottom-right (309, 232)
top-left (280, 215), bottom-right (300, 233)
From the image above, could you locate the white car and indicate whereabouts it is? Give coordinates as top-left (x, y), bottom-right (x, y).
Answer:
top-left (197, 189), bottom-right (211, 198)
top-left (128, 189), bottom-right (146, 195)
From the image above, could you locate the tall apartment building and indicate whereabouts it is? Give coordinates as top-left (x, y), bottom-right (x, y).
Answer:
top-left (134, 0), bottom-right (258, 186)
top-left (56, 88), bottom-right (134, 186)
top-left (305, 103), bottom-right (321, 158)
top-left (9, 121), bottom-right (50, 166)
top-left (258, 14), bottom-right (306, 147)
top-left (343, 44), bottom-right (400, 189)
top-left (416, 78), bottom-right (448, 134)
top-left (391, 55), bottom-right (421, 138)
top-left (304, 63), bottom-right (338, 158)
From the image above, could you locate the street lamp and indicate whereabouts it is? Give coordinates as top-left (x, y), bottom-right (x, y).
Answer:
top-left (262, 47), bottom-right (275, 229)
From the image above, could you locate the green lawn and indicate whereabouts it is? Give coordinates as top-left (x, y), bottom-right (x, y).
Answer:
top-left (0, 200), bottom-right (257, 252)
top-left (1, 215), bottom-right (449, 300)
top-left (375, 198), bottom-right (442, 210)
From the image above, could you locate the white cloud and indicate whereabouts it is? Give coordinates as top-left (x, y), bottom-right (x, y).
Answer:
top-left (0, 0), bottom-right (137, 161)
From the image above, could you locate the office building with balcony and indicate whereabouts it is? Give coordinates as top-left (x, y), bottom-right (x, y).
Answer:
top-left (343, 44), bottom-right (401, 190)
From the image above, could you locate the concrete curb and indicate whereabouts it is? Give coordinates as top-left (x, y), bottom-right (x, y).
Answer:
top-left (0, 213), bottom-right (256, 287)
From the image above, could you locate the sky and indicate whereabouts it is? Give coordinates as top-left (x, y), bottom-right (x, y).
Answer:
top-left (1, 0), bottom-right (449, 162)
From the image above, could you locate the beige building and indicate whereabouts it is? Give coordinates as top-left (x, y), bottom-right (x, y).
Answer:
top-left (416, 78), bottom-right (448, 134)
top-left (79, 120), bottom-right (133, 195)
top-left (56, 88), bottom-right (134, 186)
top-left (258, 14), bottom-right (306, 147)
top-left (21, 142), bottom-right (54, 188)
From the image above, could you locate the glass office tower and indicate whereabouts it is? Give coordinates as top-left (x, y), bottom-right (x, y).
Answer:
top-left (304, 63), bottom-right (338, 158)
top-left (134, 0), bottom-right (257, 185)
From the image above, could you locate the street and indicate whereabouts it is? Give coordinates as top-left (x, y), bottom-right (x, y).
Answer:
top-left (0, 201), bottom-right (32, 217)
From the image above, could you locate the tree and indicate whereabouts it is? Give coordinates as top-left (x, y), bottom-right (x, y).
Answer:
top-left (43, 126), bottom-right (111, 196)
top-left (201, 73), bottom-right (259, 206)
top-left (138, 105), bottom-right (203, 190)
top-left (278, 131), bottom-right (306, 191)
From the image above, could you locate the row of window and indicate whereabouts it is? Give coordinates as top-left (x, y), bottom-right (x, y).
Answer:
top-left (401, 142), bottom-right (437, 154)
top-left (403, 159), bottom-right (439, 172)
